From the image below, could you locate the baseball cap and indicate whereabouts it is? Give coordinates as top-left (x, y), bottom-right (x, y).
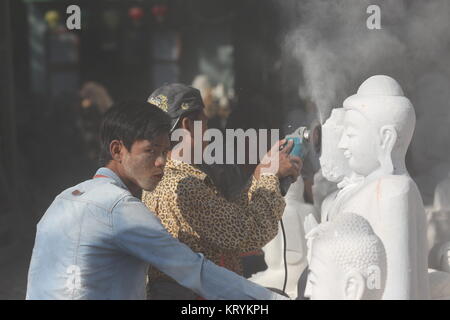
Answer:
top-left (147, 83), bottom-right (205, 132)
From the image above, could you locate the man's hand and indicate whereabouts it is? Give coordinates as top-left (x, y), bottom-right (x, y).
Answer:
top-left (254, 139), bottom-right (302, 180)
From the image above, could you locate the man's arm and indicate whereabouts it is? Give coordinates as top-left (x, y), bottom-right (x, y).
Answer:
top-left (111, 195), bottom-right (286, 300)
top-left (175, 173), bottom-right (286, 253)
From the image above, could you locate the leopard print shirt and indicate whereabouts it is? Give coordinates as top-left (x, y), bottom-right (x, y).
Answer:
top-left (142, 158), bottom-right (286, 282)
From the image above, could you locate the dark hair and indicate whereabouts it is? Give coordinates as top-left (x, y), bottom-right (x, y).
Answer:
top-left (99, 101), bottom-right (171, 166)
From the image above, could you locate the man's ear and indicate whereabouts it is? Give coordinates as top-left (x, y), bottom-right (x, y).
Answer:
top-left (343, 270), bottom-right (365, 300)
top-left (180, 117), bottom-right (191, 130)
top-left (109, 140), bottom-right (124, 163)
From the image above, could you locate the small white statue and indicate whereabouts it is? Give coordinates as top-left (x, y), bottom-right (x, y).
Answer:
top-left (428, 241), bottom-right (450, 300)
top-left (429, 241), bottom-right (450, 273)
top-left (305, 212), bottom-right (387, 300)
top-left (317, 107), bottom-right (363, 222)
top-left (427, 209), bottom-right (450, 259)
top-left (250, 177), bottom-right (315, 299)
top-left (311, 108), bottom-right (344, 220)
top-left (427, 172), bottom-right (450, 263)
top-left (335, 75), bottom-right (430, 299)
top-left (320, 108), bottom-right (353, 184)
top-left (428, 269), bottom-right (450, 300)
top-left (311, 169), bottom-right (337, 219)
top-left (439, 242), bottom-right (450, 273)
top-left (433, 172), bottom-right (450, 211)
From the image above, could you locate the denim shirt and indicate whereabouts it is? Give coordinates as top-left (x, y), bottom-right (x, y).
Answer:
top-left (26, 168), bottom-right (284, 300)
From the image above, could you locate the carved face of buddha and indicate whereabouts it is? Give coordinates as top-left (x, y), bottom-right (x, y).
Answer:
top-left (338, 110), bottom-right (381, 176)
top-left (338, 75), bottom-right (416, 177)
top-left (305, 244), bottom-right (361, 300)
top-left (320, 108), bottom-right (352, 183)
top-left (304, 213), bottom-right (387, 300)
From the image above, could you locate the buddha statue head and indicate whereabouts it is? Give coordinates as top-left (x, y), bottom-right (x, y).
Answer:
top-left (305, 212), bottom-right (387, 300)
top-left (320, 108), bottom-right (353, 183)
top-left (338, 75), bottom-right (416, 177)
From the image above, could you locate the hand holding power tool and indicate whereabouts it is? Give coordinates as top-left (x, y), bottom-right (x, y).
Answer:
top-left (255, 139), bottom-right (302, 181)
top-left (279, 125), bottom-right (321, 196)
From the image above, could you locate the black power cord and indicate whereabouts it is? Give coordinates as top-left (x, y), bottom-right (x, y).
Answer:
top-left (280, 219), bottom-right (288, 294)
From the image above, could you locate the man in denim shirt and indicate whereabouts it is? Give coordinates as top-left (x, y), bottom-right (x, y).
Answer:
top-left (26, 101), bottom-right (286, 300)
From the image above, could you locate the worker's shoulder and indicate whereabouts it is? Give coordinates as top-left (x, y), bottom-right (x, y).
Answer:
top-left (158, 167), bottom-right (206, 192)
top-left (57, 177), bottom-right (131, 212)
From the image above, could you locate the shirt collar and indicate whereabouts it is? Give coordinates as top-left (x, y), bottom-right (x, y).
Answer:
top-left (94, 167), bottom-right (129, 190)
top-left (166, 158), bottom-right (208, 181)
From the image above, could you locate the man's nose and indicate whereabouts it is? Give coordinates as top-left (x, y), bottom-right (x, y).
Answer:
top-left (155, 155), bottom-right (166, 168)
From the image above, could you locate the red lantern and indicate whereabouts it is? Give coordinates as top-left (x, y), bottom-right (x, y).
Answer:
top-left (128, 6), bottom-right (144, 21)
top-left (151, 4), bottom-right (168, 20)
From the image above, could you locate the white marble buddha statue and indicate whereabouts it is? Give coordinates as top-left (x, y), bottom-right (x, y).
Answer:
top-left (429, 241), bottom-right (450, 273)
top-left (438, 242), bottom-right (450, 273)
top-left (428, 241), bottom-right (450, 300)
top-left (250, 176), bottom-right (315, 299)
top-left (335, 75), bottom-right (429, 299)
top-left (317, 107), bottom-right (362, 222)
top-left (428, 268), bottom-right (450, 300)
top-left (427, 208), bottom-right (450, 259)
top-left (320, 108), bottom-right (352, 185)
top-left (433, 172), bottom-right (450, 211)
top-left (426, 172), bottom-right (450, 261)
top-left (305, 212), bottom-right (387, 300)
top-left (311, 169), bottom-right (338, 219)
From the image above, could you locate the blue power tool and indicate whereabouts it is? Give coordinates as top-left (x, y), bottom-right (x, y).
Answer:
top-left (279, 125), bottom-right (321, 196)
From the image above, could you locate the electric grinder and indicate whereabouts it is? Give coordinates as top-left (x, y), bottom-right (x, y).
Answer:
top-left (279, 124), bottom-right (322, 196)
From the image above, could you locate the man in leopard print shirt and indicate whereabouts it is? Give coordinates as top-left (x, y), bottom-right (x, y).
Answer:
top-left (142, 84), bottom-right (302, 299)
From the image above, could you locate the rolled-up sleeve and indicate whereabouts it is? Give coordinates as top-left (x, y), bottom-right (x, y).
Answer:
top-left (111, 195), bottom-right (285, 300)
